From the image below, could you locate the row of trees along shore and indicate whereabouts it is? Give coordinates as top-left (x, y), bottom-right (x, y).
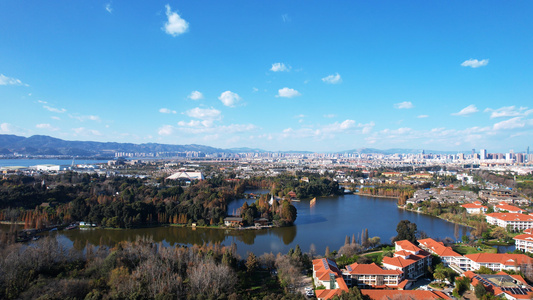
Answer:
top-left (0, 235), bottom-right (319, 300)
top-left (0, 224), bottom-right (390, 299)
top-left (0, 172), bottom-right (344, 229)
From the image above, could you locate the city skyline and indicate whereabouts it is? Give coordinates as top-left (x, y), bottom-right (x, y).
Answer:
top-left (1, 1), bottom-right (533, 152)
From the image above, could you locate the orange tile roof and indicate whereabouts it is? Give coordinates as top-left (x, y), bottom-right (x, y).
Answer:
top-left (346, 262), bottom-right (402, 275)
top-left (464, 270), bottom-right (533, 299)
top-left (397, 279), bottom-right (409, 290)
top-left (315, 289), bottom-right (343, 300)
top-left (418, 238), bottom-right (462, 257)
top-left (361, 289), bottom-right (450, 300)
top-left (495, 203), bottom-right (523, 212)
top-left (313, 258), bottom-right (342, 281)
top-left (465, 253), bottom-right (533, 266)
top-left (382, 256), bottom-right (418, 268)
top-left (486, 212), bottom-right (533, 222)
top-left (461, 202), bottom-right (488, 209)
top-left (396, 240), bottom-right (422, 253)
top-left (514, 233), bottom-right (533, 241)
top-left (525, 228), bottom-right (533, 234)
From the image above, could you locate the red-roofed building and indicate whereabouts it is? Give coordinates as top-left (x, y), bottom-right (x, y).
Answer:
top-left (418, 238), bottom-right (468, 269)
top-left (486, 213), bottom-right (533, 231)
top-left (312, 258), bottom-right (345, 290)
top-left (342, 262), bottom-right (405, 289)
top-left (495, 202), bottom-right (525, 214)
top-left (463, 270), bottom-right (533, 300)
top-left (361, 289), bottom-right (450, 300)
top-left (514, 233), bottom-right (533, 253)
top-left (381, 240), bottom-right (432, 280)
top-left (461, 201), bottom-right (488, 214)
top-left (464, 253), bottom-right (533, 272)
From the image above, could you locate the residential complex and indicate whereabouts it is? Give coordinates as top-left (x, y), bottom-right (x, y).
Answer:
top-left (381, 240), bottom-right (432, 280)
top-left (312, 238), bottom-right (533, 300)
top-left (485, 213), bottom-right (533, 231)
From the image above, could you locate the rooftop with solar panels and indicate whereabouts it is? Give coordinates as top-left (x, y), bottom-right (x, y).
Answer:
top-left (474, 273), bottom-right (533, 296)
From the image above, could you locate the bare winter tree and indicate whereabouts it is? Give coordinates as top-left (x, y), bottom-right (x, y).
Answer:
top-left (188, 259), bottom-right (237, 298)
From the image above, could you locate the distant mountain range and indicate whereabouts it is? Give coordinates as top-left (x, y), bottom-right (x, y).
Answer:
top-left (0, 134), bottom-right (465, 157)
top-left (0, 135), bottom-right (224, 157)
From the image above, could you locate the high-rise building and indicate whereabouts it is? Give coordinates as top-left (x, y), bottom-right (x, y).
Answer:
top-left (480, 149), bottom-right (487, 160)
top-left (527, 146), bottom-right (530, 155)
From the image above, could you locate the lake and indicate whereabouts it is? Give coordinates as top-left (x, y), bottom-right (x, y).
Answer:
top-left (0, 158), bottom-right (110, 168)
top-left (18, 191), bottom-right (474, 257)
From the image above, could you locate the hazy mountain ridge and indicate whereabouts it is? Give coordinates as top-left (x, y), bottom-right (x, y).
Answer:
top-left (0, 135), bottom-right (225, 156)
top-left (0, 134), bottom-right (466, 156)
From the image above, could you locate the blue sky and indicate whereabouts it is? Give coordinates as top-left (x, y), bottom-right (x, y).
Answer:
top-left (1, 1), bottom-right (532, 152)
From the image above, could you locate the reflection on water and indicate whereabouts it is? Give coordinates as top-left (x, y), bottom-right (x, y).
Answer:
top-left (3, 192), bottom-right (472, 256)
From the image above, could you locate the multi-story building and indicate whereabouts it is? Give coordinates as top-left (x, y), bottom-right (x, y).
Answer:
top-left (464, 253), bottom-right (533, 272)
top-left (341, 262), bottom-right (406, 289)
top-left (485, 213), bottom-right (533, 231)
top-left (382, 240), bottom-right (432, 280)
top-left (463, 270), bottom-right (533, 300)
top-left (312, 258), bottom-right (346, 290)
top-left (514, 229), bottom-right (533, 253)
top-left (494, 202), bottom-right (524, 214)
top-left (418, 238), bottom-right (468, 269)
top-left (461, 201), bottom-right (488, 214)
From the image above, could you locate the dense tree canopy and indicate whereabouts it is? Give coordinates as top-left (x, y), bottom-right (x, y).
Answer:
top-left (393, 220), bottom-right (418, 244)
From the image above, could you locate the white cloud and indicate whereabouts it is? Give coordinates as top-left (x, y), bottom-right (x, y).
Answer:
top-left (394, 101), bottom-right (414, 109)
top-left (72, 127), bottom-right (102, 136)
top-left (452, 104), bottom-right (478, 116)
top-left (158, 125), bottom-right (175, 136)
top-left (43, 105), bottom-right (66, 113)
top-left (321, 73), bottom-right (342, 84)
top-left (461, 59), bottom-right (489, 68)
top-left (70, 114), bottom-right (101, 122)
top-left (159, 108), bottom-right (177, 114)
top-left (324, 114), bottom-right (336, 118)
top-left (105, 3), bottom-right (112, 13)
top-left (493, 117), bottom-right (526, 130)
top-left (276, 87), bottom-right (301, 98)
top-left (186, 107), bottom-right (221, 120)
top-left (176, 122), bottom-right (257, 135)
top-left (188, 90), bottom-right (204, 100)
top-left (281, 14), bottom-right (290, 22)
top-left (0, 74), bottom-right (28, 86)
top-left (51, 116), bottom-right (61, 120)
top-left (323, 120), bottom-right (356, 132)
top-left (178, 120), bottom-right (202, 127)
top-left (417, 115), bottom-right (429, 118)
top-left (218, 91), bottom-right (241, 107)
top-left (0, 123), bottom-right (15, 134)
top-left (36, 123), bottom-right (58, 131)
top-left (485, 106), bottom-right (533, 119)
top-left (252, 87), bottom-right (259, 92)
top-left (270, 63), bottom-right (290, 72)
top-left (37, 100), bottom-right (47, 104)
top-left (163, 4), bottom-right (189, 37)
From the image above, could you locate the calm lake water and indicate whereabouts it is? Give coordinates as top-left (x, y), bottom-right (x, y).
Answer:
top-left (0, 158), bottom-right (110, 167)
top-left (9, 191), bottom-right (475, 257)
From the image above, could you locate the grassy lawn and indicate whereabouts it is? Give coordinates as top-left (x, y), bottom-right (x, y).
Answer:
top-left (452, 244), bottom-right (497, 255)
top-left (483, 240), bottom-right (513, 246)
top-left (362, 251), bottom-right (384, 264)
